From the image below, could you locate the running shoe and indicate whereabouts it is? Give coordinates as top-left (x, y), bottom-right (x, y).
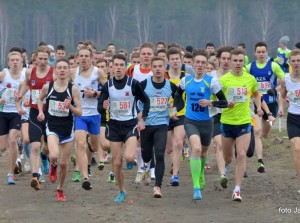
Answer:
top-left (24, 159), bottom-right (31, 173)
top-left (31, 177), bottom-right (40, 190)
top-left (126, 162), bottom-right (134, 170)
top-left (72, 170), bottom-right (81, 182)
top-left (40, 152), bottom-right (49, 175)
top-left (153, 186), bottom-right (162, 198)
top-left (82, 178), bottom-right (92, 190)
top-left (150, 168), bottom-right (155, 180)
top-left (257, 162), bottom-right (265, 173)
top-left (114, 191), bottom-right (127, 203)
top-left (144, 171), bottom-right (151, 185)
top-left (135, 171), bottom-right (143, 184)
top-left (219, 175), bottom-right (228, 189)
top-left (204, 163), bottom-right (211, 170)
top-left (107, 172), bottom-right (116, 183)
top-left (70, 155), bottom-right (76, 167)
top-left (170, 175), bottom-right (179, 186)
top-left (98, 162), bottom-right (105, 171)
top-left (232, 191), bottom-right (242, 202)
top-left (49, 165), bottom-right (57, 183)
top-left (14, 160), bottom-right (22, 174)
top-left (56, 189), bottom-right (66, 202)
top-left (6, 173), bottom-right (16, 185)
top-left (39, 174), bottom-right (45, 183)
top-left (88, 165), bottom-right (93, 177)
top-left (193, 188), bottom-right (202, 200)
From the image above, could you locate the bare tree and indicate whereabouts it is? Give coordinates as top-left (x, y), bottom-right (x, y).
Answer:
top-left (0, 2), bottom-right (9, 67)
top-left (135, 6), bottom-right (143, 45)
top-left (106, 2), bottom-right (119, 40)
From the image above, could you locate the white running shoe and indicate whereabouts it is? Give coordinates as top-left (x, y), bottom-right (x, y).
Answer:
top-left (135, 172), bottom-right (143, 184)
top-left (232, 191), bottom-right (242, 202)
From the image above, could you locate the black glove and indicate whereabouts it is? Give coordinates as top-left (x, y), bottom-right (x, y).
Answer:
top-left (267, 88), bottom-right (277, 96)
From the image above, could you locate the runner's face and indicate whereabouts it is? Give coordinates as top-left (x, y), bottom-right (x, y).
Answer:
top-left (183, 58), bottom-right (193, 65)
top-left (157, 52), bottom-right (168, 63)
top-left (206, 46), bottom-right (215, 54)
top-left (206, 63), bottom-right (214, 74)
top-left (107, 45), bottom-right (115, 53)
top-left (8, 54), bottom-right (22, 70)
top-left (55, 61), bottom-right (70, 80)
top-left (157, 44), bottom-right (164, 50)
top-left (140, 48), bottom-right (153, 66)
top-left (169, 54), bottom-right (181, 69)
top-left (112, 58), bottom-right (126, 79)
top-left (96, 62), bottom-right (108, 74)
top-left (193, 55), bottom-right (207, 75)
top-left (36, 52), bottom-right (49, 68)
top-left (151, 60), bottom-right (165, 78)
top-left (56, 50), bottom-right (66, 59)
top-left (219, 52), bottom-right (231, 70)
top-left (290, 55), bottom-right (300, 72)
top-left (78, 49), bottom-right (92, 68)
top-left (255, 46), bottom-right (267, 62)
top-left (230, 54), bottom-right (244, 73)
top-left (131, 58), bottom-right (140, 65)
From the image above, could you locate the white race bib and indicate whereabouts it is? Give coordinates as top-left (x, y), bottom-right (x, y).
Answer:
top-left (48, 100), bottom-right (69, 117)
top-left (110, 101), bottom-right (131, 115)
top-left (4, 89), bottom-right (17, 104)
top-left (227, 87), bottom-right (248, 102)
top-left (149, 97), bottom-right (168, 112)
top-left (31, 89), bottom-right (46, 104)
top-left (287, 90), bottom-right (300, 105)
top-left (258, 81), bottom-right (271, 94)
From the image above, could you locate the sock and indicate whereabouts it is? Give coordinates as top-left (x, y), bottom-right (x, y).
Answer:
top-left (144, 161), bottom-right (151, 172)
top-left (136, 147), bottom-right (144, 172)
top-left (190, 156), bottom-right (201, 189)
top-left (23, 143), bottom-right (30, 158)
top-left (40, 152), bottom-right (47, 160)
top-left (16, 158), bottom-right (21, 164)
top-left (200, 156), bottom-right (207, 176)
top-left (32, 173), bottom-right (39, 179)
top-left (233, 185), bottom-right (240, 192)
top-left (38, 168), bottom-right (42, 176)
top-left (258, 159), bottom-right (264, 164)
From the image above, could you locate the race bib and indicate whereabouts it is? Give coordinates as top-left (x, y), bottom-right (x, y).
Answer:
top-left (287, 90), bottom-right (300, 105)
top-left (48, 100), bottom-right (69, 117)
top-left (4, 89), bottom-right (17, 104)
top-left (31, 89), bottom-right (46, 104)
top-left (149, 97), bottom-right (168, 112)
top-left (110, 101), bottom-right (131, 115)
top-left (227, 87), bottom-right (248, 102)
top-left (258, 81), bottom-right (271, 94)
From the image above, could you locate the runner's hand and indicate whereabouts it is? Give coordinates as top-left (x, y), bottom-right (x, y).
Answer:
top-left (137, 119), bottom-right (145, 132)
top-left (199, 99), bottom-right (211, 107)
top-left (227, 101), bottom-right (235, 108)
top-left (64, 97), bottom-right (71, 109)
top-left (83, 87), bottom-right (94, 98)
top-left (103, 99), bottom-right (109, 109)
top-left (268, 115), bottom-right (276, 125)
top-left (257, 108), bottom-right (263, 117)
top-left (37, 112), bottom-right (45, 122)
top-left (0, 99), bottom-right (5, 105)
top-left (22, 98), bottom-right (30, 107)
top-left (18, 109), bottom-right (26, 115)
top-left (278, 108), bottom-right (284, 118)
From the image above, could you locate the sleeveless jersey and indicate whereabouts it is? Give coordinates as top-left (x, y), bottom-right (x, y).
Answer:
top-left (73, 66), bottom-right (99, 116)
top-left (45, 82), bottom-right (74, 136)
top-left (0, 68), bottom-right (26, 113)
top-left (249, 61), bottom-right (277, 103)
top-left (29, 67), bottom-right (54, 110)
top-left (285, 74), bottom-right (300, 115)
top-left (277, 48), bottom-right (289, 73)
top-left (144, 77), bottom-right (172, 126)
top-left (185, 74), bottom-right (213, 121)
top-left (132, 64), bottom-right (152, 82)
top-left (108, 76), bottom-right (137, 121)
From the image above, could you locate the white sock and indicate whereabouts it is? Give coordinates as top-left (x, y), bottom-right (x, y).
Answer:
top-left (233, 185), bottom-right (240, 193)
top-left (16, 158), bottom-right (21, 164)
top-left (144, 161), bottom-right (151, 172)
top-left (150, 168), bottom-right (155, 178)
top-left (38, 168), bottom-right (42, 176)
top-left (136, 147), bottom-right (144, 173)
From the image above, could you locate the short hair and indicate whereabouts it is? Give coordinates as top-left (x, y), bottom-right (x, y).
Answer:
top-left (157, 48), bottom-right (167, 55)
top-left (183, 52), bottom-right (193, 59)
top-left (107, 43), bottom-right (115, 47)
top-left (67, 53), bottom-right (76, 60)
top-left (21, 48), bottom-right (27, 53)
top-left (156, 41), bottom-right (166, 48)
top-left (118, 49), bottom-right (128, 58)
top-left (140, 42), bottom-right (154, 51)
top-left (104, 51), bottom-right (114, 58)
top-left (96, 58), bottom-right (108, 66)
top-left (186, 46), bottom-right (193, 53)
top-left (112, 54), bottom-right (127, 64)
top-left (230, 48), bottom-right (245, 57)
top-left (55, 58), bottom-right (70, 67)
top-left (56, 45), bottom-right (66, 51)
top-left (254, 41), bottom-right (268, 51)
top-left (7, 51), bottom-right (22, 60)
top-left (36, 45), bottom-right (51, 56)
top-left (238, 42), bottom-right (246, 49)
top-left (9, 47), bottom-right (22, 54)
top-left (83, 40), bottom-right (94, 48)
top-left (290, 49), bottom-right (300, 58)
top-left (167, 42), bottom-right (181, 49)
top-left (77, 41), bottom-right (84, 45)
top-left (130, 52), bottom-right (140, 60)
top-left (167, 47), bottom-right (181, 59)
top-left (78, 47), bottom-right (93, 57)
top-left (151, 56), bottom-right (166, 66)
top-left (39, 41), bottom-right (47, 46)
top-left (216, 45), bottom-right (234, 58)
top-left (192, 49), bottom-right (209, 59)
top-left (206, 43), bottom-right (215, 48)
top-left (207, 61), bottom-right (216, 70)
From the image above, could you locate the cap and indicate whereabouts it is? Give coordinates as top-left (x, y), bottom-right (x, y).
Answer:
top-left (47, 45), bottom-right (55, 51)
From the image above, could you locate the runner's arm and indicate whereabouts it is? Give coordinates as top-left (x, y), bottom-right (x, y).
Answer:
top-left (17, 69), bottom-right (31, 101)
top-left (70, 85), bottom-right (82, 117)
top-left (213, 90), bottom-right (228, 108)
top-left (133, 80), bottom-right (150, 119)
top-left (97, 83), bottom-right (109, 114)
top-left (37, 84), bottom-right (49, 113)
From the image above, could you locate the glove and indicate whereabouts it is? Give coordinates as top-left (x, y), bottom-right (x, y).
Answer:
top-left (267, 88), bottom-right (277, 96)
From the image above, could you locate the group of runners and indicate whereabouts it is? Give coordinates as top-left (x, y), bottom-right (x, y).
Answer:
top-left (1, 36), bottom-right (300, 203)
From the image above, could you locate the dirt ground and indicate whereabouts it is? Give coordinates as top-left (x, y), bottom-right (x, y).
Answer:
top-left (0, 121), bottom-right (300, 223)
